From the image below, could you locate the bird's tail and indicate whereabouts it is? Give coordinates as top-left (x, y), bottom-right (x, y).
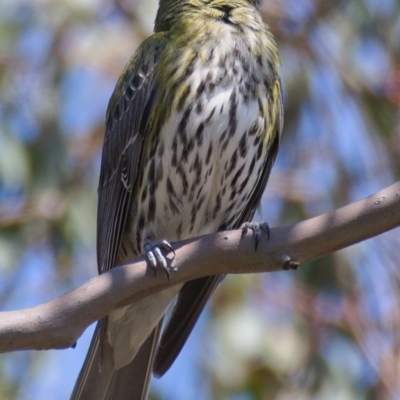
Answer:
top-left (70, 321), bottom-right (162, 400)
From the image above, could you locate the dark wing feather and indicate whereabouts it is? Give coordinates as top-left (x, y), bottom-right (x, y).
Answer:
top-left (97, 35), bottom-right (167, 274)
top-left (71, 35), bottom-right (169, 400)
top-left (153, 275), bottom-right (222, 377)
top-left (70, 319), bottom-right (163, 400)
top-left (153, 79), bottom-right (284, 377)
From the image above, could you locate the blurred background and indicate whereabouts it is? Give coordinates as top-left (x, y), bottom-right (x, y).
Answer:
top-left (0, 0), bottom-right (400, 399)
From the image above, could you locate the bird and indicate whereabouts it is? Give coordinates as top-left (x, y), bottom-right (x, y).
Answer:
top-left (71, 0), bottom-right (283, 399)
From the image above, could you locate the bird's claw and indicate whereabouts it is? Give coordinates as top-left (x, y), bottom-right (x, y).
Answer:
top-left (241, 221), bottom-right (270, 250)
top-left (144, 239), bottom-right (176, 280)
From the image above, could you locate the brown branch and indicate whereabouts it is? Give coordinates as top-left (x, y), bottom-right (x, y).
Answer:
top-left (1, 181), bottom-right (399, 354)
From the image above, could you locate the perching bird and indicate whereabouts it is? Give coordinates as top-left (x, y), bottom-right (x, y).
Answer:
top-left (71, 0), bottom-right (283, 399)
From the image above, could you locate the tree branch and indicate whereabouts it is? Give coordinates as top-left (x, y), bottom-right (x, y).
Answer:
top-left (1, 182), bottom-right (399, 354)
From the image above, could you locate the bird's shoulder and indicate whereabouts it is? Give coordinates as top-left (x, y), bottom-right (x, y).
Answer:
top-left (105, 32), bottom-right (169, 124)
top-left (99, 33), bottom-right (169, 188)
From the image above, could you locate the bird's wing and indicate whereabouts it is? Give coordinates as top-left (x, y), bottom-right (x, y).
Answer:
top-left (70, 320), bottom-right (162, 400)
top-left (153, 275), bottom-right (222, 376)
top-left (71, 34), bottom-right (169, 400)
top-left (153, 79), bottom-right (284, 377)
top-left (97, 34), bottom-right (167, 274)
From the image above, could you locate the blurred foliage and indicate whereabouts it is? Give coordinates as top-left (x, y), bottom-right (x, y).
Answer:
top-left (0, 0), bottom-right (400, 399)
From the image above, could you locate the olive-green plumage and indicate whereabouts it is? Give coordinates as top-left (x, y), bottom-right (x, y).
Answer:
top-left (71, 1), bottom-right (282, 399)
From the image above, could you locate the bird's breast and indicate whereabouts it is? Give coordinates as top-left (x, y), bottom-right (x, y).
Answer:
top-left (124, 35), bottom-right (277, 256)
top-left (135, 102), bottom-right (266, 250)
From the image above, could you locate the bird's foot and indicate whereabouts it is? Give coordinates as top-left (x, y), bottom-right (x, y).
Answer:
top-left (144, 238), bottom-right (176, 280)
top-left (241, 221), bottom-right (270, 250)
